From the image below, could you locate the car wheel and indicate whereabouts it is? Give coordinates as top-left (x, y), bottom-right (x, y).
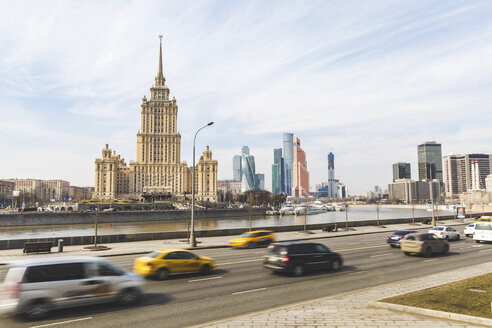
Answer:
top-left (292, 264), bottom-right (304, 276)
top-left (390, 244), bottom-right (396, 248)
top-left (330, 258), bottom-right (342, 271)
top-left (424, 247), bottom-right (433, 257)
top-left (119, 288), bottom-right (141, 306)
top-left (156, 268), bottom-right (169, 280)
top-left (23, 300), bottom-right (51, 320)
top-left (247, 242), bottom-right (254, 249)
top-left (444, 236), bottom-right (449, 241)
top-left (442, 244), bottom-right (449, 255)
top-left (456, 234), bottom-right (460, 241)
top-left (403, 252), bottom-right (411, 256)
top-left (201, 264), bottom-right (211, 275)
top-left (475, 240), bottom-right (480, 243)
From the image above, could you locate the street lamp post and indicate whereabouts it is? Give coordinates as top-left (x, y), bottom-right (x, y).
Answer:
top-left (189, 122), bottom-right (214, 247)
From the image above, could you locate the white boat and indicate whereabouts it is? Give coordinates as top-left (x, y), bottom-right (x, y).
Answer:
top-left (334, 204), bottom-right (345, 212)
top-left (279, 203), bottom-right (296, 216)
top-left (294, 204), bottom-right (325, 216)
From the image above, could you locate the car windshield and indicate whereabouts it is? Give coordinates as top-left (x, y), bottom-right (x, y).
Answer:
top-left (475, 223), bottom-right (492, 230)
top-left (147, 251), bottom-right (163, 258)
top-left (239, 232), bottom-right (255, 238)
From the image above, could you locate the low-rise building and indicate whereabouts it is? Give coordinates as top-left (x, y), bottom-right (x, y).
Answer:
top-left (388, 179), bottom-right (441, 203)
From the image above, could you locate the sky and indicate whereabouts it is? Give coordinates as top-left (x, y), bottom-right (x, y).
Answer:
top-left (1, 0), bottom-right (491, 195)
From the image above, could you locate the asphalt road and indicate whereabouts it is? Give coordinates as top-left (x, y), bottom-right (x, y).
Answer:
top-left (1, 226), bottom-right (491, 328)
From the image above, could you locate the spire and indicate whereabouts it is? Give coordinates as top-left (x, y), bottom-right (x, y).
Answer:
top-left (155, 35), bottom-right (165, 86)
top-left (158, 35), bottom-right (163, 76)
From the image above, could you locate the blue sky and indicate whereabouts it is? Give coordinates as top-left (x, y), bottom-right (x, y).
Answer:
top-left (1, 0), bottom-right (491, 195)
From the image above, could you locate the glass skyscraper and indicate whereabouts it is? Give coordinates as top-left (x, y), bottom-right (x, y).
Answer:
top-left (283, 133), bottom-right (294, 196)
top-left (233, 155), bottom-right (242, 181)
top-left (418, 141), bottom-right (443, 183)
top-left (393, 162), bottom-right (411, 181)
top-left (272, 148), bottom-right (285, 194)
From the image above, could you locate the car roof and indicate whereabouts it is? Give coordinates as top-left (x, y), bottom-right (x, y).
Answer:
top-left (270, 241), bottom-right (318, 246)
top-left (7, 256), bottom-right (105, 267)
top-left (155, 248), bottom-right (192, 253)
top-left (429, 226), bottom-right (449, 229)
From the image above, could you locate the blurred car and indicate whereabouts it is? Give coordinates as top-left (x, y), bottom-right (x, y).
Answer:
top-left (428, 226), bottom-right (460, 241)
top-left (228, 230), bottom-right (275, 248)
top-left (464, 223), bottom-right (475, 237)
top-left (400, 233), bottom-right (449, 257)
top-left (475, 216), bottom-right (492, 222)
top-left (133, 249), bottom-right (216, 280)
top-left (263, 241), bottom-right (343, 276)
top-left (473, 222), bottom-right (492, 243)
top-left (386, 230), bottom-right (418, 247)
top-left (0, 256), bottom-right (144, 320)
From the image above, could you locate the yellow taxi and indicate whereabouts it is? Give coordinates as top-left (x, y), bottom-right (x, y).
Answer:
top-left (228, 230), bottom-right (275, 248)
top-left (133, 249), bottom-right (216, 280)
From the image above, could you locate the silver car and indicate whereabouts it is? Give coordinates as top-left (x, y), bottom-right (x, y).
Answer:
top-left (0, 256), bottom-right (144, 320)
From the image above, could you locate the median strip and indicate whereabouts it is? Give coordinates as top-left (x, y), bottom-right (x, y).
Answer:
top-left (232, 287), bottom-right (267, 295)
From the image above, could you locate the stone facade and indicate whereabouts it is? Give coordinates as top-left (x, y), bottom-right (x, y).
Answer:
top-left (3, 179), bottom-right (70, 203)
top-left (93, 37), bottom-right (216, 201)
top-left (194, 146), bottom-right (218, 202)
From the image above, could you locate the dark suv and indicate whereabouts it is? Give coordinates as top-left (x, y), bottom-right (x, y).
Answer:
top-left (263, 241), bottom-right (343, 276)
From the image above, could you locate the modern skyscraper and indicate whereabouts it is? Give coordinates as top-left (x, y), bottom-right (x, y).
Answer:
top-left (241, 146), bottom-right (250, 156)
top-left (255, 174), bottom-right (265, 191)
top-left (418, 141), bottom-right (443, 183)
top-left (443, 154), bottom-right (492, 196)
top-left (241, 153), bottom-right (256, 192)
top-left (327, 152), bottom-right (336, 198)
top-left (272, 148), bottom-right (284, 194)
top-left (283, 133), bottom-right (294, 196)
top-left (292, 135), bottom-right (310, 197)
top-left (233, 155), bottom-right (242, 181)
top-left (392, 162), bottom-right (411, 182)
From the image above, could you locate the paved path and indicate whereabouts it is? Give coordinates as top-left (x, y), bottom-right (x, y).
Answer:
top-left (196, 261), bottom-right (492, 328)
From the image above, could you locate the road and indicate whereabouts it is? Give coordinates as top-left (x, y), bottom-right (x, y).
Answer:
top-left (1, 226), bottom-right (491, 328)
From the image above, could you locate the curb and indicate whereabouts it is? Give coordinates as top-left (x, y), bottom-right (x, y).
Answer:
top-left (369, 301), bottom-right (492, 327)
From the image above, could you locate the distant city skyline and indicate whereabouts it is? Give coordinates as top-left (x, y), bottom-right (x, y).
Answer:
top-left (1, 1), bottom-right (492, 194)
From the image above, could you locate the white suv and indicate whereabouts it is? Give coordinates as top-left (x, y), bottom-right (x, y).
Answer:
top-left (0, 256), bottom-right (144, 320)
top-left (464, 223), bottom-right (475, 237)
top-left (428, 226), bottom-right (460, 241)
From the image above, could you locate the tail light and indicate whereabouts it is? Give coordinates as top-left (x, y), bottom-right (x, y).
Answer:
top-left (387, 236), bottom-right (390, 240)
top-left (440, 232), bottom-right (443, 235)
top-left (2, 282), bottom-right (20, 299)
top-left (146, 262), bottom-right (153, 267)
top-left (281, 256), bottom-right (290, 264)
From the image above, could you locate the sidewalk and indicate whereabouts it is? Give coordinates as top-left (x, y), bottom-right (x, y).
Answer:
top-left (0, 218), bottom-right (473, 265)
top-left (195, 261), bottom-right (492, 328)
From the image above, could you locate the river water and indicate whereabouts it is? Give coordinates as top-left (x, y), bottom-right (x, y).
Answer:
top-left (0, 207), bottom-right (447, 240)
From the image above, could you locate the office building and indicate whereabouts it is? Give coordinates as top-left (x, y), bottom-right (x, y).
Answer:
top-left (388, 179), bottom-right (441, 203)
top-left (486, 174), bottom-right (492, 192)
top-left (443, 154), bottom-right (492, 196)
top-left (271, 148), bottom-right (284, 194)
top-left (255, 174), bottom-right (265, 191)
top-left (3, 179), bottom-right (70, 203)
top-left (93, 37), bottom-right (217, 201)
top-left (292, 135), bottom-right (310, 197)
top-left (283, 133), bottom-right (294, 196)
top-left (327, 152), bottom-right (337, 198)
top-left (337, 184), bottom-right (348, 199)
top-left (241, 153), bottom-right (256, 192)
top-left (392, 162), bottom-right (411, 182)
top-left (418, 141), bottom-right (443, 183)
top-left (233, 155), bottom-right (242, 181)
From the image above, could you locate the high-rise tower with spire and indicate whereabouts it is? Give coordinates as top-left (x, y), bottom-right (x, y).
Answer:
top-left (93, 37), bottom-right (218, 201)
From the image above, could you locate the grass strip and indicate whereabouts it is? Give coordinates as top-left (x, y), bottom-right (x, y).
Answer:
top-left (382, 273), bottom-right (492, 319)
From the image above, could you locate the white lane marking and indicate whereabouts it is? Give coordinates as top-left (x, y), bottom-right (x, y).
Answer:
top-left (472, 245), bottom-right (484, 248)
top-left (478, 248), bottom-right (492, 253)
top-left (188, 276), bottom-right (223, 283)
top-left (349, 270), bottom-right (367, 275)
top-left (219, 259), bottom-right (263, 266)
top-left (30, 317), bottom-right (93, 328)
top-left (370, 253), bottom-right (392, 258)
top-left (337, 245), bottom-right (388, 252)
top-left (423, 259), bottom-right (439, 262)
top-left (232, 287), bottom-right (267, 295)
